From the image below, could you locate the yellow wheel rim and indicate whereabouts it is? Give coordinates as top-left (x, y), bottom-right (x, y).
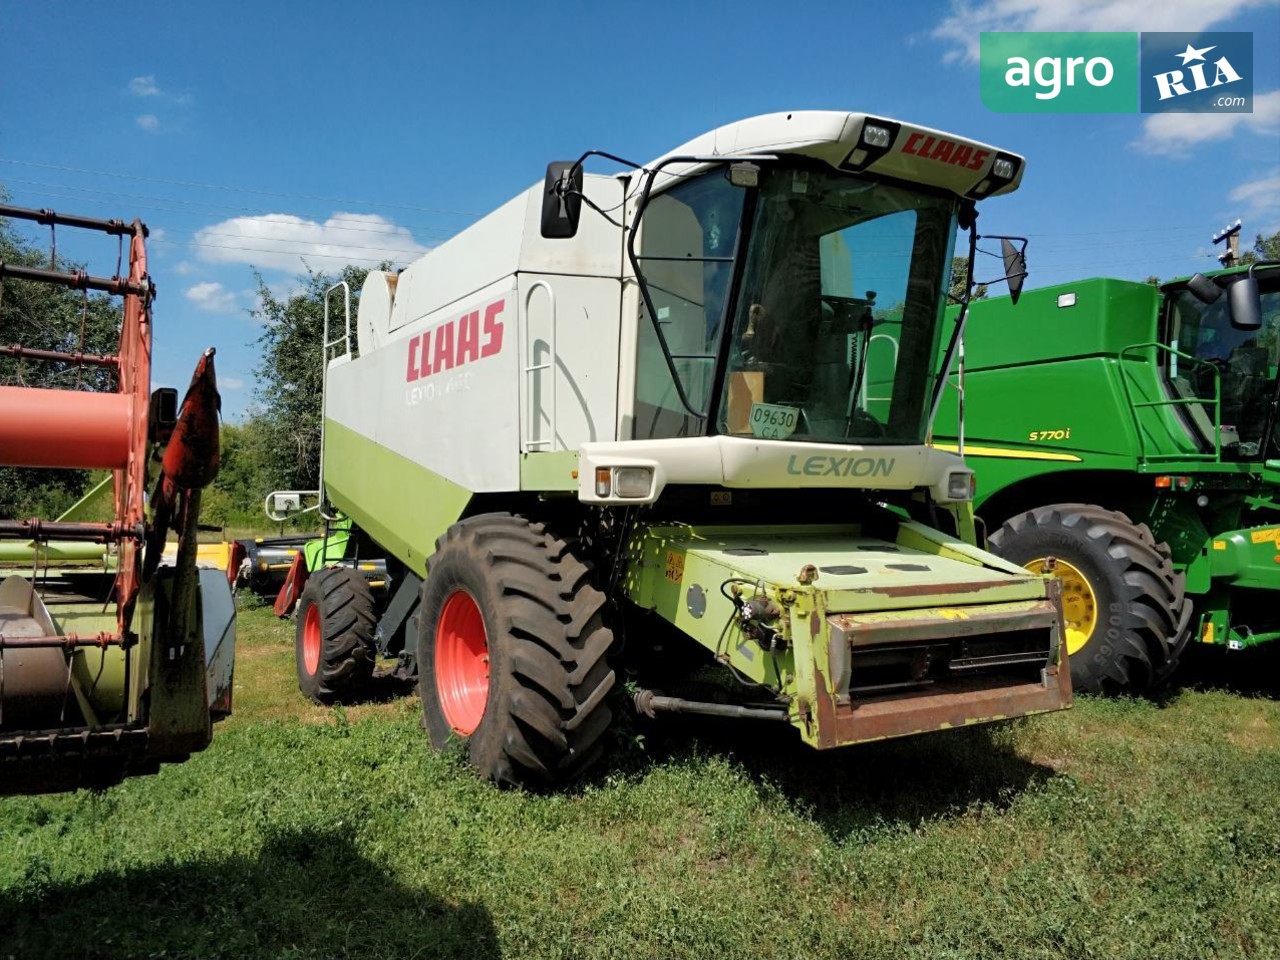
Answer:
top-left (1025, 557), bottom-right (1097, 657)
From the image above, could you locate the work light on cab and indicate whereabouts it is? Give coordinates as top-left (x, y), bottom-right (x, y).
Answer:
top-left (862, 123), bottom-right (892, 147)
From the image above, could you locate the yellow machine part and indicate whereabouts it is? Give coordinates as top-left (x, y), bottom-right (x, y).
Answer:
top-left (1025, 557), bottom-right (1097, 657)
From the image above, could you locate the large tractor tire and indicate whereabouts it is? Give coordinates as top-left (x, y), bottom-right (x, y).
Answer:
top-left (295, 566), bottom-right (378, 703)
top-left (417, 513), bottom-right (615, 788)
top-left (989, 503), bottom-right (1193, 695)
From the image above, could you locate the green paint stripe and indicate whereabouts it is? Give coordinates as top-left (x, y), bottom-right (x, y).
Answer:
top-left (520, 451), bottom-right (579, 491)
top-left (323, 419), bottom-right (473, 576)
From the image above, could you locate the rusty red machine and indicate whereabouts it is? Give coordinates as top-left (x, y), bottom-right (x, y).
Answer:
top-left (0, 204), bottom-right (234, 795)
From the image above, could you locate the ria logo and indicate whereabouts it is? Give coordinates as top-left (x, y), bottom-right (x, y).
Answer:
top-left (1151, 42), bottom-right (1242, 102)
top-left (1140, 32), bottom-right (1252, 114)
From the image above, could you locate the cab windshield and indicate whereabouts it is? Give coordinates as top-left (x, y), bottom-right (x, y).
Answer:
top-left (716, 168), bottom-right (956, 444)
top-left (1166, 274), bottom-right (1280, 459)
top-left (630, 164), bottom-right (956, 444)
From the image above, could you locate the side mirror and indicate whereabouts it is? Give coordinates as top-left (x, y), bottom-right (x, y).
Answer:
top-left (1229, 268), bottom-right (1263, 331)
top-left (1186, 273), bottom-right (1222, 304)
top-left (540, 161), bottom-right (584, 239)
top-left (270, 492), bottom-right (301, 515)
top-left (1000, 237), bottom-right (1027, 305)
top-left (148, 386), bottom-right (178, 444)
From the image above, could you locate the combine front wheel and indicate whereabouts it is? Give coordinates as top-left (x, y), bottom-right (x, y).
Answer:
top-left (295, 566), bottom-right (377, 703)
top-left (989, 503), bottom-right (1191, 695)
top-left (417, 513), bottom-right (615, 788)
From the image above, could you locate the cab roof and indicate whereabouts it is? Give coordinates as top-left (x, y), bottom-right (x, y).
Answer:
top-left (647, 111), bottom-right (1025, 200)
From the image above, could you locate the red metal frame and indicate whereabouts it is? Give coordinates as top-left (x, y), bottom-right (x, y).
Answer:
top-left (0, 205), bottom-right (153, 637)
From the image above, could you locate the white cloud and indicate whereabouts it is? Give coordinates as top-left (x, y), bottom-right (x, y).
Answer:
top-left (193, 212), bottom-right (428, 271)
top-left (129, 75), bottom-right (160, 96)
top-left (185, 281), bottom-right (237, 313)
top-left (220, 375), bottom-right (245, 391)
top-left (1133, 89), bottom-right (1280, 155)
top-left (136, 114), bottom-right (159, 131)
top-left (1230, 167), bottom-right (1280, 231)
top-left (172, 260), bottom-right (197, 276)
top-left (934, 0), bottom-right (1277, 64)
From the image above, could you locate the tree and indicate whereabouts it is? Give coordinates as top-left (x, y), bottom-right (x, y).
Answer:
top-left (202, 419), bottom-right (279, 527)
top-left (1144, 275), bottom-right (1162, 286)
top-left (949, 256), bottom-right (988, 302)
top-left (0, 190), bottom-right (126, 518)
top-left (250, 264), bottom-right (376, 493)
top-left (1239, 229), bottom-right (1280, 266)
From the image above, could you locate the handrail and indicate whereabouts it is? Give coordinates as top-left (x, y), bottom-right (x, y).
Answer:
top-left (318, 282), bottom-right (351, 520)
top-left (522, 280), bottom-right (557, 451)
top-left (1117, 341), bottom-right (1222, 464)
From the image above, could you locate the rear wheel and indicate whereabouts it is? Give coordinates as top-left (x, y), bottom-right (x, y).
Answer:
top-left (295, 566), bottom-right (377, 703)
top-left (418, 513), bottom-right (615, 788)
top-left (989, 503), bottom-right (1192, 695)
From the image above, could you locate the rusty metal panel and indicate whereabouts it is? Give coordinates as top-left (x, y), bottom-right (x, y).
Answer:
top-left (829, 599), bottom-right (1060, 647)
top-left (810, 665), bottom-right (1072, 748)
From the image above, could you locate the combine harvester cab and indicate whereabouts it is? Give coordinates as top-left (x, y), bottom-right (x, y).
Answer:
top-left (290, 111), bottom-right (1071, 787)
top-left (932, 262), bottom-right (1280, 693)
top-left (0, 205), bottom-right (234, 795)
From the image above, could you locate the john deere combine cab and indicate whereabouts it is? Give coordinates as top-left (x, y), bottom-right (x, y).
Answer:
top-left (932, 262), bottom-right (1280, 693)
top-left (282, 112), bottom-right (1071, 787)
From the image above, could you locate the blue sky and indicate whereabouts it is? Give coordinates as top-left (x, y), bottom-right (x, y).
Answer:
top-left (2, 1), bottom-right (1277, 418)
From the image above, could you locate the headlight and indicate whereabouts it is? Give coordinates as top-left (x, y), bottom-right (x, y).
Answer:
top-left (614, 466), bottom-right (654, 499)
top-left (946, 471), bottom-right (974, 501)
top-left (992, 157), bottom-right (1015, 179)
top-left (862, 123), bottom-right (892, 148)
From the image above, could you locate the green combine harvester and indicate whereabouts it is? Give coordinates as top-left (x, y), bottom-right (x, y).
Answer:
top-left (933, 262), bottom-right (1280, 693)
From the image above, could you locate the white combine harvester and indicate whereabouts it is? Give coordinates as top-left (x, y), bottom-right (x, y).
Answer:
top-left (279, 111), bottom-right (1070, 788)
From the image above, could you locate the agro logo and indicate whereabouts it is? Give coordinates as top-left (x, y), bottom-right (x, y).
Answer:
top-left (1151, 42), bottom-right (1242, 102)
top-left (405, 298), bottom-right (505, 382)
top-left (901, 133), bottom-right (989, 171)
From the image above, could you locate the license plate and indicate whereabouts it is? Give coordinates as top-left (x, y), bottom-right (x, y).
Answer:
top-left (749, 402), bottom-right (799, 440)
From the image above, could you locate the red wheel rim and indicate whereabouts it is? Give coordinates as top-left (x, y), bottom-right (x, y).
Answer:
top-left (302, 603), bottom-right (321, 675)
top-left (435, 589), bottom-right (490, 735)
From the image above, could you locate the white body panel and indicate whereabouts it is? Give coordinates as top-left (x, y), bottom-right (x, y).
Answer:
top-left (577, 436), bottom-right (973, 505)
top-left (328, 277), bottom-right (522, 492)
top-left (327, 111), bottom-right (1022, 505)
top-left (519, 273), bottom-right (622, 452)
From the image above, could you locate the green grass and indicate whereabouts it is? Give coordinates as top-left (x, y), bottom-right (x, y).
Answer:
top-left (2, 606), bottom-right (1278, 959)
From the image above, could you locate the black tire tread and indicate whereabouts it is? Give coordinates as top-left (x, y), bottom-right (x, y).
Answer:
top-left (421, 512), bottom-right (614, 787)
top-left (296, 566), bottom-right (377, 703)
top-left (989, 502), bottom-right (1192, 695)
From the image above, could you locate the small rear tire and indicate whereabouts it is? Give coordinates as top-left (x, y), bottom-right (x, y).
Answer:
top-left (989, 503), bottom-right (1192, 695)
top-left (418, 513), bottom-right (615, 788)
top-left (295, 566), bottom-right (377, 703)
